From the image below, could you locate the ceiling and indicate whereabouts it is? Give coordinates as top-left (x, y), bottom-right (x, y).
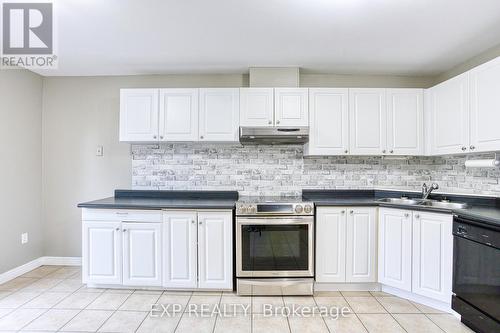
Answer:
top-left (33, 0), bottom-right (500, 76)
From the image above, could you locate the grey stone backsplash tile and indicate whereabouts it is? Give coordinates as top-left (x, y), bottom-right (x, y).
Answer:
top-left (131, 144), bottom-right (500, 197)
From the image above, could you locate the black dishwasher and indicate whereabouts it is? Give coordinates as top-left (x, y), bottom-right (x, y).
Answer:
top-left (452, 215), bottom-right (500, 333)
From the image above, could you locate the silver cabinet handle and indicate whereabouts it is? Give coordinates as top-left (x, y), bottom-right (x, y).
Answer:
top-left (191, 220), bottom-right (195, 224)
top-left (404, 213), bottom-right (409, 218)
top-left (268, 120), bottom-right (272, 125)
top-left (461, 146), bottom-right (467, 151)
top-left (160, 136), bottom-right (164, 140)
top-left (200, 136), bottom-right (204, 139)
top-left (199, 221), bottom-right (203, 225)
top-left (116, 212), bottom-right (128, 215)
top-left (153, 135), bottom-right (157, 139)
top-left (276, 120), bottom-right (280, 124)
top-left (123, 229), bottom-right (127, 232)
top-left (415, 214), bottom-right (420, 219)
top-left (350, 210), bottom-right (354, 214)
top-left (115, 228), bottom-right (120, 231)
top-left (382, 150), bottom-right (386, 154)
top-left (341, 210), bottom-right (345, 214)
top-left (344, 150), bottom-right (349, 154)
top-left (470, 145), bottom-right (475, 150)
top-left (390, 150), bottom-right (394, 154)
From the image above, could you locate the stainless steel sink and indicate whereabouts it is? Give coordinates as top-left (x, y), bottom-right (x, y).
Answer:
top-left (377, 198), bottom-right (422, 205)
top-left (418, 200), bottom-right (468, 209)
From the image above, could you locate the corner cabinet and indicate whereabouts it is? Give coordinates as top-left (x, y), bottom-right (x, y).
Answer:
top-left (163, 210), bottom-right (233, 290)
top-left (316, 207), bottom-right (377, 283)
top-left (428, 72), bottom-right (470, 155)
top-left (378, 208), bottom-right (453, 303)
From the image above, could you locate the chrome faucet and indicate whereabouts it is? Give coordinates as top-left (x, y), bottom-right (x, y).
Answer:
top-left (422, 183), bottom-right (439, 200)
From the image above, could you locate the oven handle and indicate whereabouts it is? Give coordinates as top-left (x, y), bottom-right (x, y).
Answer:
top-left (236, 217), bottom-right (313, 225)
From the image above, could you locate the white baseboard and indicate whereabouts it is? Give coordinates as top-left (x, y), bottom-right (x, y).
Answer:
top-left (381, 285), bottom-right (454, 314)
top-left (0, 256), bottom-right (82, 285)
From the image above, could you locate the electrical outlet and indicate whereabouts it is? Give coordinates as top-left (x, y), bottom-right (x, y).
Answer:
top-left (96, 145), bottom-right (103, 157)
top-left (21, 233), bottom-right (28, 244)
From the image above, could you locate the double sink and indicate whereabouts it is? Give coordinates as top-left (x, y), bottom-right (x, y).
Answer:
top-left (377, 197), bottom-right (468, 210)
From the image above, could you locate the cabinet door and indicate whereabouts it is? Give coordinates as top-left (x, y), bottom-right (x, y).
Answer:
top-left (349, 89), bottom-right (387, 155)
top-left (316, 207), bottom-right (347, 283)
top-left (197, 211), bottom-right (232, 289)
top-left (159, 89), bottom-right (198, 141)
top-left (82, 221), bottom-right (122, 285)
top-left (239, 88), bottom-right (274, 127)
top-left (122, 222), bottom-right (162, 286)
top-left (386, 89), bottom-right (424, 155)
top-left (346, 207), bottom-right (377, 282)
top-left (429, 73), bottom-right (469, 155)
top-left (470, 56), bottom-right (500, 152)
top-left (412, 211), bottom-right (453, 303)
top-left (274, 88), bottom-right (309, 127)
top-left (378, 208), bottom-right (412, 291)
top-left (199, 88), bottom-right (240, 142)
top-left (305, 88), bottom-right (349, 156)
top-left (119, 89), bottom-right (159, 142)
top-left (163, 211), bottom-right (198, 289)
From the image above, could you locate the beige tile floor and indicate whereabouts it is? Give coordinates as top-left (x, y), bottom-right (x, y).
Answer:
top-left (0, 266), bottom-right (474, 333)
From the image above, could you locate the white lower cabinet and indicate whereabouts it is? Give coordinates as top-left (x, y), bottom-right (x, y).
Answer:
top-left (412, 211), bottom-right (453, 302)
top-left (346, 208), bottom-right (377, 282)
top-left (123, 222), bottom-right (162, 286)
top-left (377, 208), bottom-right (453, 303)
top-left (316, 207), bottom-right (376, 283)
top-left (163, 210), bottom-right (233, 290)
top-left (378, 208), bottom-right (412, 291)
top-left (83, 208), bottom-right (232, 290)
top-left (163, 211), bottom-right (198, 288)
top-left (82, 221), bottom-right (122, 285)
top-left (83, 220), bottom-right (161, 286)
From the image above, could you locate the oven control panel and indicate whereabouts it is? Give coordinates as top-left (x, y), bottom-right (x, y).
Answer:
top-left (236, 202), bottom-right (314, 216)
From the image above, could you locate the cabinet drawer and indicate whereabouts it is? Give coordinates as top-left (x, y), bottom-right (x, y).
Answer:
top-left (82, 209), bottom-right (162, 222)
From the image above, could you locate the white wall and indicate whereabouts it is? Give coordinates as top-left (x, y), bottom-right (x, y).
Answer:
top-left (0, 70), bottom-right (43, 273)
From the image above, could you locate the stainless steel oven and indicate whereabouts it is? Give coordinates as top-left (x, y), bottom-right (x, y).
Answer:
top-left (235, 199), bottom-right (314, 295)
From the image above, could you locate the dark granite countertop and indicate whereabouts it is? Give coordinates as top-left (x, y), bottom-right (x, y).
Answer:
top-left (77, 190), bottom-right (238, 210)
top-left (303, 189), bottom-right (500, 227)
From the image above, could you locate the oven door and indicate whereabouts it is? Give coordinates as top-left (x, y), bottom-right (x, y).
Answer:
top-left (236, 216), bottom-right (314, 277)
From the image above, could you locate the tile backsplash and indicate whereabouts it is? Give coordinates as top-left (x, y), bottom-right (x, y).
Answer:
top-left (131, 144), bottom-right (500, 197)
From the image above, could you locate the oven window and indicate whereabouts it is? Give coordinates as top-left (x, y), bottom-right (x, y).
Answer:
top-left (453, 237), bottom-right (500, 320)
top-left (241, 224), bottom-right (309, 271)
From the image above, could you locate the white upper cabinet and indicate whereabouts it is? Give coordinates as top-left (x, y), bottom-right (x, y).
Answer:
top-left (386, 89), bottom-right (424, 155)
top-left (428, 73), bottom-right (470, 155)
top-left (239, 88), bottom-right (274, 127)
top-left (346, 207), bottom-right (377, 283)
top-left (378, 208), bottom-right (412, 292)
top-left (159, 89), bottom-right (199, 141)
top-left (470, 56), bottom-right (500, 152)
top-left (197, 211), bottom-right (233, 289)
top-left (412, 211), bottom-right (453, 303)
top-left (274, 88), bottom-right (309, 127)
top-left (122, 222), bottom-right (162, 286)
top-left (305, 88), bottom-right (349, 155)
top-left (349, 88), bottom-right (387, 155)
top-left (316, 207), bottom-right (347, 283)
top-left (199, 88), bottom-right (240, 142)
top-left (163, 211), bottom-right (198, 289)
top-left (120, 89), bottom-right (159, 142)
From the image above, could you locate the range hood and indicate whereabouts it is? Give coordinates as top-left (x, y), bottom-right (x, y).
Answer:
top-left (239, 127), bottom-right (309, 145)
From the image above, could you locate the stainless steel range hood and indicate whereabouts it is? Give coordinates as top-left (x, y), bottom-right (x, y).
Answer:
top-left (239, 127), bottom-right (309, 145)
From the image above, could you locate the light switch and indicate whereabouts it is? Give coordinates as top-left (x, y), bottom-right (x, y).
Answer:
top-left (21, 233), bottom-right (28, 244)
top-left (96, 145), bottom-right (104, 156)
